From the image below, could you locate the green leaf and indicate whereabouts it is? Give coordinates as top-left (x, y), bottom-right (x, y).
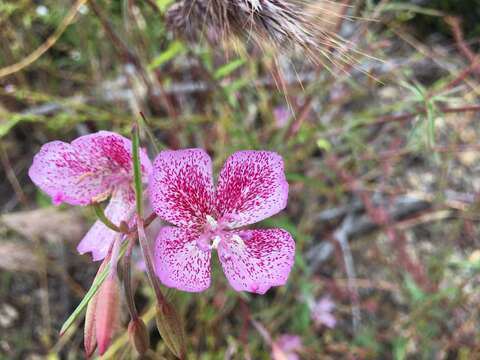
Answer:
top-left (148, 41), bottom-right (185, 70)
top-left (393, 337), bottom-right (408, 360)
top-left (155, 0), bottom-right (174, 12)
top-left (403, 273), bottom-right (425, 303)
top-left (214, 58), bottom-right (245, 80)
top-left (0, 113), bottom-right (43, 138)
top-left (316, 138), bottom-right (332, 152)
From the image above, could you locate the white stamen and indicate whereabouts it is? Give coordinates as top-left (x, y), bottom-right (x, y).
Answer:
top-left (211, 235), bottom-right (221, 249)
top-left (206, 215), bottom-right (218, 229)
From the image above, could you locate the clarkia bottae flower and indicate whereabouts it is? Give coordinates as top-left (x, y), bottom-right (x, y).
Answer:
top-left (272, 334), bottom-right (303, 360)
top-left (28, 131), bottom-right (151, 260)
top-left (312, 296), bottom-right (336, 329)
top-left (149, 149), bottom-right (295, 294)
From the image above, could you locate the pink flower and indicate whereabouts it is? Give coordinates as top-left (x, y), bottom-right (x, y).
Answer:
top-left (28, 131), bottom-right (151, 260)
top-left (312, 296), bottom-right (336, 328)
top-left (273, 106), bottom-right (290, 129)
top-left (272, 334), bottom-right (303, 360)
top-left (149, 149), bottom-right (295, 293)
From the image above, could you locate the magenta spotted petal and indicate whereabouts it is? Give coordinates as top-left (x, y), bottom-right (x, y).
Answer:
top-left (29, 131), bottom-right (151, 206)
top-left (77, 187), bottom-right (135, 261)
top-left (154, 226), bottom-right (211, 292)
top-left (216, 151), bottom-right (288, 228)
top-left (149, 149), bottom-right (215, 229)
top-left (218, 229), bottom-right (295, 294)
top-left (151, 149), bottom-right (295, 294)
top-left (29, 131), bottom-right (152, 261)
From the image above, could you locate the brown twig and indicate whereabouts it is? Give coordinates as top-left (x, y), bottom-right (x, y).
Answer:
top-left (0, 0), bottom-right (88, 79)
top-left (324, 104), bottom-right (480, 137)
top-left (0, 143), bottom-right (29, 208)
top-left (325, 155), bottom-right (434, 292)
top-left (445, 16), bottom-right (480, 76)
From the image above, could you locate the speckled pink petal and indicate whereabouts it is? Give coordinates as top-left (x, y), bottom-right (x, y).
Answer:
top-left (28, 131), bottom-right (151, 206)
top-left (29, 141), bottom-right (105, 206)
top-left (218, 229), bottom-right (295, 294)
top-left (149, 149), bottom-right (215, 228)
top-left (72, 131), bottom-right (152, 183)
top-left (154, 226), bottom-right (211, 292)
top-left (77, 186), bottom-right (135, 261)
top-left (216, 151), bottom-right (288, 228)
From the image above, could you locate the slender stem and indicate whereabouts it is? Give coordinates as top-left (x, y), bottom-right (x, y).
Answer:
top-left (144, 212), bottom-right (157, 228)
top-left (131, 119), bottom-right (165, 305)
top-left (126, 211), bottom-right (157, 234)
top-left (93, 203), bottom-right (121, 232)
top-left (137, 218), bottom-right (166, 304)
top-left (132, 122), bottom-right (144, 218)
top-left (123, 234), bottom-right (138, 320)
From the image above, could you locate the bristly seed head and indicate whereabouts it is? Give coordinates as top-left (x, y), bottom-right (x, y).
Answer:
top-left (166, 0), bottom-right (317, 49)
top-left (165, 0), bottom-right (364, 71)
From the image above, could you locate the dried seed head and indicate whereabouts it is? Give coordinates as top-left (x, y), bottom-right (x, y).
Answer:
top-left (166, 0), bottom-right (316, 48)
top-left (166, 0), bottom-right (362, 70)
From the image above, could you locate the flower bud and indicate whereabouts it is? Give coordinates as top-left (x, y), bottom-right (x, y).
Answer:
top-left (128, 318), bottom-right (150, 355)
top-left (95, 273), bottom-right (120, 356)
top-left (83, 255), bottom-right (111, 358)
top-left (84, 294), bottom-right (98, 358)
top-left (155, 301), bottom-right (186, 359)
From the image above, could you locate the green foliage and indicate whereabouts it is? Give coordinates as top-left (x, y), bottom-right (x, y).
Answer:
top-left (384, 0), bottom-right (480, 39)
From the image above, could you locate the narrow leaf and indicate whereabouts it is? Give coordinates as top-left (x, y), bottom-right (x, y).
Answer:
top-left (148, 41), bottom-right (185, 70)
top-left (214, 58), bottom-right (245, 80)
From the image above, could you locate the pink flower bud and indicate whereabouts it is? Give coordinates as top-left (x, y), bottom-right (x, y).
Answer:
top-left (95, 273), bottom-right (120, 356)
top-left (155, 301), bottom-right (186, 359)
top-left (84, 294), bottom-right (98, 358)
top-left (128, 318), bottom-right (150, 355)
top-left (84, 255), bottom-right (111, 358)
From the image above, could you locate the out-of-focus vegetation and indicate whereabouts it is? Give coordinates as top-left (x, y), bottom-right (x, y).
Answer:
top-left (398, 0), bottom-right (480, 38)
top-left (1, 0), bottom-right (480, 359)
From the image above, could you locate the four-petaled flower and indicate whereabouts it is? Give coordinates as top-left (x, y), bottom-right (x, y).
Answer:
top-left (272, 334), bottom-right (303, 360)
top-left (28, 131), bottom-right (151, 260)
top-left (149, 149), bottom-right (295, 294)
top-left (312, 296), bottom-right (336, 329)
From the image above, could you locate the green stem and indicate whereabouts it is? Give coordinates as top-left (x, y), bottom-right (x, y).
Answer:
top-left (93, 203), bottom-right (121, 232)
top-left (123, 234), bottom-right (138, 320)
top-left (131, 119), bottom-right (166, 305)
top-left (137, 218), bottom-right (166, 305)
top-left (131, 122), bottom-right (144, 218)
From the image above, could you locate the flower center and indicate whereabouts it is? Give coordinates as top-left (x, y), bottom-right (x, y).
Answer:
top-left (205, 215), bottom-right (218, 230)
top-left (196, 215), bottom-right (245, 252)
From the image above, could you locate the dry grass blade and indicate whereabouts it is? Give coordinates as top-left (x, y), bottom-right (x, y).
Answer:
top-left (0, 0), bottom-right (88, 79)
